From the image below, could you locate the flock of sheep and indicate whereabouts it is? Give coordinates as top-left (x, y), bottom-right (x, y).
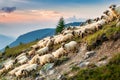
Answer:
top-left (0, 5), bottom-right (120, 78)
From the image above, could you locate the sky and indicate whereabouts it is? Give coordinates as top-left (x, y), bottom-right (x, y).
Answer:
top-left (0, 0), bottom-right (120, 38)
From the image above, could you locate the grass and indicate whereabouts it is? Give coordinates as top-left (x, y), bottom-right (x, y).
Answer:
top-left (4, 40), bottom-right (38, 58)
top-left (67, 52), bottom-right (120, 80)
top-left (83, 21), bottom-right (120, 50)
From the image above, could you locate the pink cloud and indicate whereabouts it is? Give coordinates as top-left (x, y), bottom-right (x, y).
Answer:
top-left (0, 10), bottom-right (63, 23)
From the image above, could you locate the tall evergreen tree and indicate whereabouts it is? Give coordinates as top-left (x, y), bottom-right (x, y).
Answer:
top-left (55, 17), bottom-right (65, 34)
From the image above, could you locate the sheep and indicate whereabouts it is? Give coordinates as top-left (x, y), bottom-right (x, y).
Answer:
top-left (28, 54), bottom-right (40, 64)
top-left (62, 30), bottom-right (73, 35)
top-left (46, 39), bottom-right (54, 47)
top-left (0, 68), bottom-right (6, 75)
top-left (101, 15), bottom-right (111, 23)
top-left (9, 64), bottom-right (29, 76)
top-left (52, 47), bottom-right (67, 58)
top-left (15, 69), bottom-right (25, 78)
top-left (61, 33), bottom-right (74, 42)
top-left (54, 34), bottom-right (64, 44)
top-left (62, 41), bottom-right (78, 53)
top-left (15, 64), bottom-right (38, 77)
top-left (36, 46), bottom-right (49, 56)
top-left (39, 54), bottom-right (55, 66)
top-left (109, 4), bottom-right (119, 18)
top-left (24, 64), bottom-right (37, 72)
top-left (16, 55), bottom-right (28, 65)
top-left (3, 59), bottom-right (15, 70)
top-left (31, 44), bottom-right (40, 50)
top-left (16, 52), bottom-right (26, 59)
top-left (28, 49), bottom-right (36, 56)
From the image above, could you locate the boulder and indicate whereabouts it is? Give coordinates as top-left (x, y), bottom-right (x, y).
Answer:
top-left (84, 51), bottom-right (96, 59)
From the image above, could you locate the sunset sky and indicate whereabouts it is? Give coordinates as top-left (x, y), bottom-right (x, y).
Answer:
top-left (0, 0), bottom-right (120, 38)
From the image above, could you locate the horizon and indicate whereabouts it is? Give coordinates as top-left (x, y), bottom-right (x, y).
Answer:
top-left (0, 0), bottom-right (120, 49)
top-left (0, 0), bottom-right (120, 38)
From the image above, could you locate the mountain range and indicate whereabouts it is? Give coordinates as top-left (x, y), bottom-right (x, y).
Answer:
top-left (0, 22), bottom-right (82, 51)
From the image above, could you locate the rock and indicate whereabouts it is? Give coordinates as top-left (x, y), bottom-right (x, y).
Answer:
top-left (42, 63), bottom-right (54, 71)
top-left (84, 51), bottom-right (96, 59)
top-left (96, 61), bottom-right (107, 67)
top-left (40, 63), bottom-right (54, 76)
top-left (57, 74), bottom-right (66, 80)
top-left (35, 76), bottom-right (45, 80)
top-left (39, 69), bottom-right (46, 76)
top-left (79, 61), bottom-right (90, 67)
top-left (48, 69), bottom-right (56, 75)
top-left (116, 21), bottom-right (120, 27)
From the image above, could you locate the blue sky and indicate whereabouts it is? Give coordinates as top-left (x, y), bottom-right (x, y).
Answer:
top-left (0, 0), bottom-right (120, 38)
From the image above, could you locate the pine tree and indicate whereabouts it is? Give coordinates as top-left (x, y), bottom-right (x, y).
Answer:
top-left (55, 17), bottom-right (65, 34)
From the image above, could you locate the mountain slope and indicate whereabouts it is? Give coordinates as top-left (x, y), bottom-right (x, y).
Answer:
top-left (0, 35), bottom-right (15, 50)
top-left (9, 28), bottom-right (55, 47)
top-left (8, 22), bottom-right (82, 48)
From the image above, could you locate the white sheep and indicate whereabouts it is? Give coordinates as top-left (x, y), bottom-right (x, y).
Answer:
top-left (62, 30), bottom-right (73, 35)
top-left (39, 54), bottom-right (55, 66)
top-left (28, 49), bottom-right (36, 56)
top-left (0, 68), bottom-right (6, 75)
top-left (31, 44), bottom-right (39, 50)
top-left (63, 41), bottom-right (78, 53)
top-left (52, 47), bottom-right (67, 58)
top-left (16, 52), bottom-right (26, 59)
top-left (36, 46), bottom-right (49, 56)
top-left (17, 55), bottom-right (28, 64)
top-left (3, 59), bottom-right (15, 70)
top-left (62, 33), bottom-right (74, 42)
top-left (46, 39), bottom-right (54, 47)
top-left (54, 34), bottom-right (64, 44)
top-left (24, 64), bottom-right (37, 72)
top-left (109, 5), bottom-right (119, 18)
top-left (9, 64), bottom-right (29, 76)
top-left (28, 54), bottom-right (40, 64)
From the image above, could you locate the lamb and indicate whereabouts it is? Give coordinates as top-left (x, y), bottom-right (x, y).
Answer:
top-left (36, 46), bottom-right (49, 56)
top-left (39, 54), bottom-right (55, 66)
top-left (62, 41), bottom-right (78, 53)
top-left (52, 47), bottom-right (67, 58)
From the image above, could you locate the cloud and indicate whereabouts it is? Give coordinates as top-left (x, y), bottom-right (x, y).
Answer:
top-left (65, 16), bottom-right (86, 23)
top-left (0, 10), bottom-right (63, 23)
top-left (1, 7), bottom-right (16, 13)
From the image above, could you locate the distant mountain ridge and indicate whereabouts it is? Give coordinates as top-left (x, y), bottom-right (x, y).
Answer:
top-left (9, 22), bottom-right (82, 48)
top-left (0, 34), bottom-right (15, 50)
top-left (9, 28), bottom-right (55, 47)
top-left (65, 22), bottom-right (82, 27)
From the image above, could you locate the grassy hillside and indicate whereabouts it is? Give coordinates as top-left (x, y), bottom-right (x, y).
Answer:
top-left (83, 21), bottom-right (120, 50)
top-left (3, 40), bottom-right (38, 58)
top-left (67, 52), bottom-right (120, 80)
